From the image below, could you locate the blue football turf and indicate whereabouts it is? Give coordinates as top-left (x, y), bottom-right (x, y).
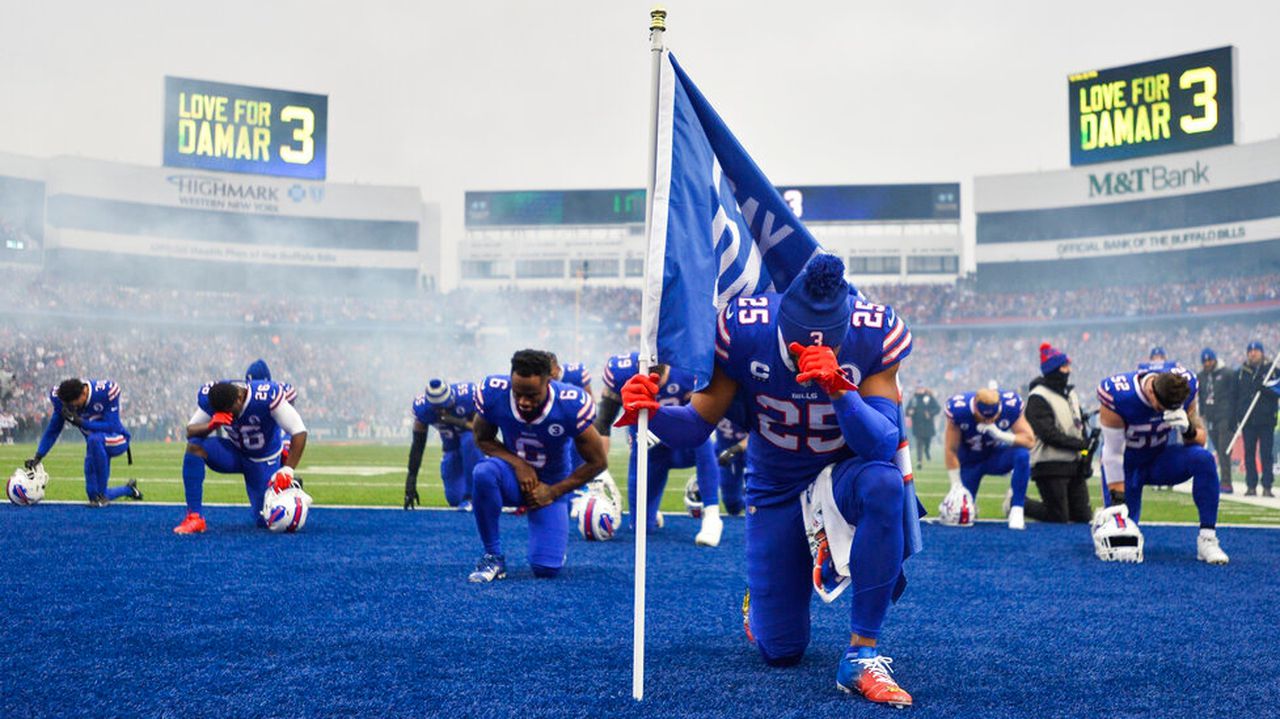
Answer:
top-left (2, 504), bottom-right (1279, 718)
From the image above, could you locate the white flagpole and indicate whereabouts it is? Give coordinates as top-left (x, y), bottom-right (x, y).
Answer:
top-left (1224, 351), bottom-right (1280, 459)
top-left (633, 4), bottom-right (666, 703)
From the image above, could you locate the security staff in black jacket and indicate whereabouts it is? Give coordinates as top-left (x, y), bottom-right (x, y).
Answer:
top-left (1236, 340), bottom-right (1279, 497)
top-left (1023, 343), bottom-right (1093, 523)
top-left (1197, 347), bottom-right (1237, 493)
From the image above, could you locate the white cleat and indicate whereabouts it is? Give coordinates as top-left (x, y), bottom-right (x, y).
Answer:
top-left (695, 508), bottom-right (723, 547)
top-left (1007, 505), bottom-right (1026, 531)
top-left (1197, 533), bottom-right (1229, 565)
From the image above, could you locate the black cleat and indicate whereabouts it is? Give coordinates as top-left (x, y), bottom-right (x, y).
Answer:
top-left (126, 478), bottom-right (144, 501)
top-left (87, 494), bottom-right (109, 508)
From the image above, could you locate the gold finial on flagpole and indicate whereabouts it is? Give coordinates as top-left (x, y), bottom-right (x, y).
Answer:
top-left (650, 6), bottom-right (667, 32)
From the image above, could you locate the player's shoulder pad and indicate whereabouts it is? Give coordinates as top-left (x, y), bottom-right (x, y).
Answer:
top-left (603, 353), bottom-right (639, 392)
top-left (553, 380), bottom-right (596, 433)
top-left (717, 294), bottom-right (779, 362)
top-left (476, 374), bottom-right (510, 415)
top-left (1096, 373), bottom-right (1130, 410)
top-left (944, 393), bottom-right (969, 420)
top-left (1001, 391), bottom-right (1023, 414)
top-left (873, 302), bottom-right (912, 368)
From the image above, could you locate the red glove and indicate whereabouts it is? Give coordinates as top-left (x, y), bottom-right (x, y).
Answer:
top-left (271, 466), bottom-right (295, 492)
top-left (789, 342), bottom-right (858, 395)
top-left (208, 411), bottom-right (234, 431)
top-left (614, 372), bottom-right (661, 427)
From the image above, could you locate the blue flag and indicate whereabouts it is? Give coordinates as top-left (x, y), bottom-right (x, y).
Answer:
top-left (640, 51), bottom-right (823, 388)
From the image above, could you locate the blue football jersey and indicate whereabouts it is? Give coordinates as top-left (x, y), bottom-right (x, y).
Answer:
top-left (475, 375), bottom-right (596, 484)
top-left (51, 379), bottom-right (126, 434)
top-left (560, 362), bottom-right (591, 391)
top-left (944, 391), bottom-right (1024, 456)
top-left (37, 379), bottom-right (129, 459)
top-left (412, 381), bottom-right (478, 451)
top-left (1097, 366), bottom-right (1198, 461)
top-left (714, 293), bottom-right (912, 502)
top-left (603, 352), bottom-right (700, 438)
top-left (197, 380), bottom-right (290, 461)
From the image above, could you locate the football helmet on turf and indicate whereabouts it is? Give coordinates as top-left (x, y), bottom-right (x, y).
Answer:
top-left (575, 493), bottom-right (619, 541)
top-left (7, 465), bottom-right (49, 506)
top-left (1092, 504), bottom-right (1143, 562)
top-left (938, 485), bottom-right (976, 527)
top-left (262, 480), bottom-right (313, 533)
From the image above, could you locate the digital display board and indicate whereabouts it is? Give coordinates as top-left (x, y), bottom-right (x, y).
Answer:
top-left (776, 184), bottom-right (959, 221)
top-left (465, 185), bottom-right (958, 226)
top-left (164, 77), bottom-right (328, 180)
top-left (466, 189), bottom-right (647, 226)
top-left (1068, 47), bottom-right (1234, 166)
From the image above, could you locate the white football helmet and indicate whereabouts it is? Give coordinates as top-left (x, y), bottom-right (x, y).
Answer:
top-left (7, 465), bottom-right (49, 506)
top-left (576, 493), bottom-right (620, 541)
top-left (938, 485), bottom-right (976, 527)
top-left (683, 476), bottom-right (703, 519)
top-left (262, 482), bottom-right (313, 533)
top-left (1091, 504), bottom-right (1143, 563)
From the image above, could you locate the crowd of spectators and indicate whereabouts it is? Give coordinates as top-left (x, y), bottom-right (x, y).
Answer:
top-left (2, 267), bottom-right (1276, 446)
top-left (4, 269), bottom-right (1276, 331)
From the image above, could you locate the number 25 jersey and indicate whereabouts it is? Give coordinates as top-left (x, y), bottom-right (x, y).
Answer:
top-left (715, 292), bottom-right (912, 503)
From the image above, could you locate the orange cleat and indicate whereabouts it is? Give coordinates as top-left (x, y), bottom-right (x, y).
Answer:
top-left (173, 512), bottom-right (207, 534)
top-left (837, 648), bottom-right (913, 709)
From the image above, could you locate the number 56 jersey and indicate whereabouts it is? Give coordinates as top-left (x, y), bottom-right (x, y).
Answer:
top-left (475, 375), bottom-right (597, 484)
top-left (715, 293), bottom-right (912, 504)
top-left (196, 380), bottom-right (292, 462)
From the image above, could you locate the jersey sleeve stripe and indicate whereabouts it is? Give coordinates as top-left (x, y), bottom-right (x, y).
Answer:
top-left (269, 391), bottom-right (283, 410)
top-left (883, 330), bottom-right (912, 365)
top-left (603, 366), bottom-right (616, 390)
top-left (717, 309), bottom-right (731, 346)
top-left (882, 318), bottom-right (905, 349)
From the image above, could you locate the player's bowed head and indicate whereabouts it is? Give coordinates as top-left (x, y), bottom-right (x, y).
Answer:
top-left (619, 252), bottom-right (904, 465)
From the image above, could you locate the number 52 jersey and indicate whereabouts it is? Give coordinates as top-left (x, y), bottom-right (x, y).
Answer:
top-left (1097, 366), bottom-right (1197, 462)
top-left (715, 292), bottom-right (912, 503)
top-left (475, 375), bottom-right (597, 484)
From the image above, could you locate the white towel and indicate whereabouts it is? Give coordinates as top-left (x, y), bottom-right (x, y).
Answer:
top-left (800, 464), bottom-right (855, 603)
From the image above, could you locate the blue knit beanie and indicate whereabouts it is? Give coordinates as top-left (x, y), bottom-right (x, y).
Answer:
top-left (778, 253), bottom-right (851, 348)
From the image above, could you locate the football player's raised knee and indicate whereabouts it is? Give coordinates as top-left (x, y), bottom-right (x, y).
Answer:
top-left (531, 564), bottom-right (561, 579)
top-left (472, 460), bottom-right (501, 491)
top-left (85, 433), bottom-right (106, 450)
top-left (185, 442), bottom-right (207, 459)
top-left (860, 463), bottom-right (905, 523)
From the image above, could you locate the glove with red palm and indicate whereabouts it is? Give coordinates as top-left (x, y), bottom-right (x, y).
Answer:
top-left (789, 342), bottom-right (858, 396)
top-left (614, 372), bottom-right (661, 427)
top-left (207, 411), bottom-right (234, 432)
top-left (271, 465), bottom-right (295, 492)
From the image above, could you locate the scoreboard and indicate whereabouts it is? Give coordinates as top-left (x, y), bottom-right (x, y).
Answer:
top-left (464, 185), bottom-right (957, 227)
top-left (465, 189), bottom-right (647, 226)
top-left (1068, 47), bottom-right (1235, 166)
top-left (163, 77), bottom-right (328, 180)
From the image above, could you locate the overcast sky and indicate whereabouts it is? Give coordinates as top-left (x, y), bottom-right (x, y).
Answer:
top-left (3, 0), bottom-right (1278, 254)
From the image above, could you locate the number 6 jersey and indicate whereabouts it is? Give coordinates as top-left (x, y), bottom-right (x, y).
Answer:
top-left (715, 292), bottom-right (912, 504)
top-left (475, 375), bottom-right (597, 484)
